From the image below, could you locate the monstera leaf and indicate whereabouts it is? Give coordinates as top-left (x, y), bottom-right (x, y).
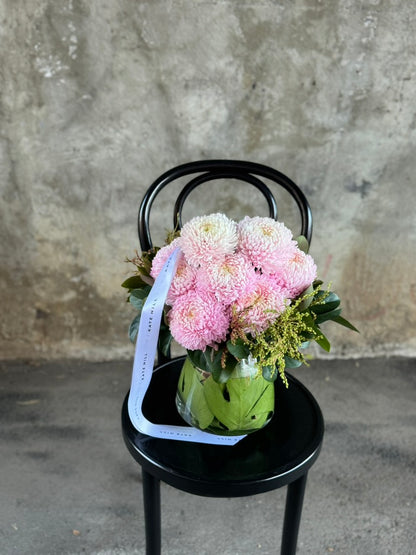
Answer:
top-left (203, 374), bottom-right (274, 432)
top-left (177, 357), bottom-right (214, 430)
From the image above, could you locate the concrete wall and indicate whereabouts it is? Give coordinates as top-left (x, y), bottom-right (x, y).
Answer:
top-left (1, 0), bottom-right (415, 361)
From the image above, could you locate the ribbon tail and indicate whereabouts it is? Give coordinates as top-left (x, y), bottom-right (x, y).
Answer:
top-left (127, 247), bottom-right (246, 446)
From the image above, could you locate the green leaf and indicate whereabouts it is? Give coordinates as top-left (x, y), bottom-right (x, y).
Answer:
top-left (203, 348), bottom-right (224, 382)
top-left (295, 235), bottom-right (309, 253)
top-left (191, 347), bottom-right (241, 384)
top-left (226, 339), bottom-right (251, 361)
top-left (333, 315), bottom-right (360, 332)
top-left (131, 286), bottom-right (152, 299)
top-left (215, 366), bottom-right (236, 384)
top-left (216, 354), bottom-right (238, 383)
top-left (129, 296), bottom-right (145, 311)
top-left (297, 284), bottom-right (314, 311)
top-left (129, 286), bottom-right (152, 311)
top-left (158, 325), bottom-right (173, 357)
top-left (262, 365), bottom-right (278, 382)
top-left (121, 275), bottom-right (148, 290)
top-left (177, 357), bottom-right (214, 429)
top-left (187, 350), bottom-right (207, 372)
top-left (203, 374), bottom-right (274, 432)
top-left (311, 292), bottom-right (341, 314)
top-left (313, 326), bottom-right (331, 352)
top-left (128, 314), bottom-right (141, 343)
top-left (315, 307), bottom-right (342, 325)
top-left (284, 355), bottom-right (303, 368)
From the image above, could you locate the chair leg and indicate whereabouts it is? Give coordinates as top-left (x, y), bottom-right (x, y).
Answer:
top-left (142, 470), bottom-right (161, 555)
top-left (280, 473), bottom-right (308, 555)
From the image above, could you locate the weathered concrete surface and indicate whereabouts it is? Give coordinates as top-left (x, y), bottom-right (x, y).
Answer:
top-left (1, 1), bottom-right (416, 360)
top-left (0, 357), bottom-right (415, 554)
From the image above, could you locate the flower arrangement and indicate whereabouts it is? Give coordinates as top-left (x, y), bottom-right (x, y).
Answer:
top-left (123, 213), bottom-right (357, 388)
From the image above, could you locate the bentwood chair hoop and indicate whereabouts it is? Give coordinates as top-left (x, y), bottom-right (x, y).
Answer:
top-left (138, 159), bottom-right (312, 251)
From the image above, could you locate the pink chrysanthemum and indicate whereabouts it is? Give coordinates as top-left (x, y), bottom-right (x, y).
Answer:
top-left (179, 213), bottom-right (238, 267)
top-left (166, 257), bottom-right (196, 306)
top-left (196, 253), bottom-right (255, 304)
top-left (233, 273), bottom-right (287, 336)
top-left (273, 249), bottom-right (317, 298)
top-left (150, 238), bottom-right (181, 279)
top-left (238, 216), bottom-right (297, 274)
top-left (168, 290), bottom-right (230, 351)
top-left (150, 239), bottom-right (195, 305)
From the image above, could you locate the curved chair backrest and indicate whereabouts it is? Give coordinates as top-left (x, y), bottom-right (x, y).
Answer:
top-left (138, 160), bottom-right (312, 251)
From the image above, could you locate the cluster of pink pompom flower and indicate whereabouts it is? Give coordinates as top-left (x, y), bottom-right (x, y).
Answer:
top-left (150, 213), bottom-right (317, 352)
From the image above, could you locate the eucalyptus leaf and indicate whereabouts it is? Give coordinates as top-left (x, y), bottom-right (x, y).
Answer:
top-left (284, 355), bottom-right (303, 368)
top-left (226, 340), bottom-right (251, 361)
top-left (262, 365), bottom-right (278, 382)
top-left (158, 326), bottom-right (173, 357)
top-left (129, 295), bottom-right (146, 312)
top-left (128, 314), bottom-right (141, 343)
top-left (130, 286), bottom-right (152, 299)
top-left (129, 286), bottom-right (152, 311)
top-left (295, 235), bottom-right (309, 253)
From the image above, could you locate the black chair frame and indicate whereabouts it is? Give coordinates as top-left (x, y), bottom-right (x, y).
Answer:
top-left (122, 160), bottom-right (323, 555)
top-left (138, 160), bottom-right (312, 251)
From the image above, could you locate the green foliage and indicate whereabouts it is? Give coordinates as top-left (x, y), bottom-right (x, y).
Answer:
top-left (178, 357), bottom-right (274, 433)
top-left (187, 346), bottom-right (237, 383)
top-left (129, 286), bottom-right (151, 311)
top-left (186, 349), bottom-right (206, 372)
top-left (203, 371), bottom-right (274, 431)
top-left (226, 339), bottom-right (251, 361)
top-left (158, 322), bottom-right (173, 357)
top-left (123, 248), bottom-right (166, 345)
top-left (333, 315), bottom-right (359, 332)
top-left (295, 235), bottom-right (310, 254)
top-left (128, 314), bottom-right (141, 343)
top-left (240, 283), bottom-right (358, 386)
top-left (123, 242), bottom-right (358, 388)
top-left (121, 275), bottom-right (148, 290)
top-left (178, 357), bottom-right (214, 429)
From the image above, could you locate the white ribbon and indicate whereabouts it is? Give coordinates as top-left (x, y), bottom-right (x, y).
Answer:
top-left (128, 247), bottom-right (246, 445)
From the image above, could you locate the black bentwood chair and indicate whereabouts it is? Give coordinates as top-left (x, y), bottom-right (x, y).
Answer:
top-left (121, 160), bottom-right (324, 555)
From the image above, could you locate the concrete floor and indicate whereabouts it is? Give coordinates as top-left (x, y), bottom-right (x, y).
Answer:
top-left (0, 356), bottom-right (415, 555)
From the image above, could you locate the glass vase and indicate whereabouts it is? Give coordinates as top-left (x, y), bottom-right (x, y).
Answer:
top-left (175, 355), bottom-right (275, 436)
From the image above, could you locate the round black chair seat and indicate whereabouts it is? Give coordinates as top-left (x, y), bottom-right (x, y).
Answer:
top-left (121, 357), bottom-right (324, 498)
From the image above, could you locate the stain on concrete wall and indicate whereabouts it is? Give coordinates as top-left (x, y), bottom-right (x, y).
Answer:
top-left (1, 0), bottom-right (415, 360)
